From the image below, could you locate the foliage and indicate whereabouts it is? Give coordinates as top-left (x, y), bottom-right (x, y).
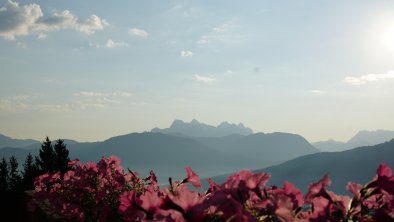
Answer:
top-left (0, 137), bottom-right (71, 191)
top-left (0, 157), bottom-right (9, 191)
top-left (36, 137), bottom-right (71, 174)
top-left (54, 139), bottom-right (71, 174)
top-left (8, 156), bottom-right (22, 190)
top-left (31, 155), bottom-right (394, 222)
top-left (36, 136), bottom-right (56, 173)
top-left (22, 153), bottom-right (40, 190)
top-left (32, 156), bottom-right (134, 221)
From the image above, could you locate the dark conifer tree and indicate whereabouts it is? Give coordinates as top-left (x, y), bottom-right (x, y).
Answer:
top-left (22, 153), bottom-right (39, 190)
top-left (0, 157), bottom-right (9, 191)
top-left (8, 156), bottom-right (22, 191)
top-left (54, 139), bottom-right (70, 173)
top-left (36, 136), bottom-right (55, 173)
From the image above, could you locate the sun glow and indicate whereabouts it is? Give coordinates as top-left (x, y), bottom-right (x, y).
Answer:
top-left (386, 25), bottom-right (394, 50)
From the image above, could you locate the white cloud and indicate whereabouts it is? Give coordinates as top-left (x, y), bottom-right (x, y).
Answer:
top-left (0, 0), bottom-right (108, 40)
top-left (105, 39), bottom-right (128, 48)
top-left (112, 91), bottom-right (132, 97)
top-left (90, 39), bottom-right (129, 49)
top-left (180, 50), bottom-right (193, 57)
top-left (74, 91), bottom-right (104, 97)
top-left (37, 10), bottom-right (109, 34)
top-left (197, 23), bottom-right (240, 44)
top-left (37, 32), bottom-right (46, 39)
top-left (128, 28), bottom-right (149, 38)
top-left (73, 91), bottom-right (132, 109)
top-left (192, 74), bottom-right (216, 83)
top-left (0, 0), bottom-right (42, 40)
top-left (0, 91), bottom-right (133, 113)
top-left (0, 98), bottom-right (29, 111)
top-left (37, 104), bottom-right (73, 112)
top-left (343, 70), bottom-right (394, 85)
top-left (74, 91), bottom-right (132, 97)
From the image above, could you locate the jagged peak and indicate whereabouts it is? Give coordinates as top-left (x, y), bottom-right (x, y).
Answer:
top-left (152, 119), bottom-right (253, 137)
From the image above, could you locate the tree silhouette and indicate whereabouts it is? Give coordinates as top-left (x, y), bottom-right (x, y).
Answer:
top-left (0, 157), bottom-right (9, 191)
top-left (8, 156), bottom-right (22, 191)
top-left (54, 139), bottom-right (71, 173)
top-left (22, 153), bottom-right (39, 190)
top-left (36, 136), bottom-right (55, 173)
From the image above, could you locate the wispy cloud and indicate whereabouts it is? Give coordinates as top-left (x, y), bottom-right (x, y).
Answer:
top-left (73, 91), bottom-right (132, 97)
top-left (37, 33), bottom-right (46, 39)
top-left (128, 28), bottom-right (149, 38)
top-left (91, 39), bottom-right (129, 48)
top-left (0, 0), bottom-right (108, 40)
top-left (343, 70), bottom-right (394, 85)
top-left (73, 91), bottom-right (133, 110)
top-left (180, 50), bottom-right (193, 57)
top-left (105, 39), bottom-right (128, 48)
top-left (0, 91), bottom-right (133, 112)
top-left (192, 74), bottom-right (216, 83)
top-left (197, 23), bottom-right (240, 44)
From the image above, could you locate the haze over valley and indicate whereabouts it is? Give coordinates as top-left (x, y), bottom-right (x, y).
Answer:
top-left (1, 119), bottom-right (394, 189)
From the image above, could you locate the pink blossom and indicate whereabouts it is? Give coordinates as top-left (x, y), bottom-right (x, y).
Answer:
top-left (140, 190), bottom-right (164, 213)
top-left (31, 155), bottom-right (394, 222)
top-left (184, 166), bottom-right (201, 188)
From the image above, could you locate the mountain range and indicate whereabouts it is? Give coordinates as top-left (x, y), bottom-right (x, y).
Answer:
top-left (2, 121), bottom-right (394, 187)
top-left (0, 134), bottom-right (38, 149)
top-left (151, 119), bottom-right (253, 137)
top-left (313, 129), bottom-right (394, 152)
top-left (211, 139), bottom-right (394, 194)
top-left (0, 120), bottom-right (317, 183)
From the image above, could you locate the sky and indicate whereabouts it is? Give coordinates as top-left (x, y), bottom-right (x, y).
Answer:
top-left (1, 0), bottom-right (394, 143)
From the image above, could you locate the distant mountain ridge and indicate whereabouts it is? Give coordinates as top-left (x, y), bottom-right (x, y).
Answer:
top-left (313, 129), bottom-right (394, 152)
top-left (0, 130), bottom-right (317, 184)
top-left (0, 134), bottom-right (39, 149)
top-left (210, 139), bottom-right (394, 194)
top-left (348, 129), bottom-right (394, 145)
top-left (195, 132), bottom-right (319, 168)
top-left (151, 119), bottom-right (253, 137)
top-left (245, 139), bottom-right (394, 194)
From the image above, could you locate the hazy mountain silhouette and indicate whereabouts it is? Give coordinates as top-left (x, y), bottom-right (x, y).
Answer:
top-left (211, 140), bottom-right (394, 194)
top-left (0, 147), bottom-right (39, 161)
top-left (312, 139), bottom-right (348, 152)
top-left (196, 132), bottom-right (319, 168)
top-left (21, 139), bottom-right (79, 150)
top-left (0, 131), bottom-right (318, 183)
top-left (313, 129), bottom-right (394, 152)
top-left (151, 119), bottom-right (253, 137)
top-left (64, 132), bottom-right (262, 182)
top-left (0, 134), bottom-right (39, 149)
top-left (347, 129), bottom-right (394, 145)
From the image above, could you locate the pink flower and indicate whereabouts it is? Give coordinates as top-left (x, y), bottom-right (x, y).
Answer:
top-left (305, 174), bottom-right (331, 201)
top-left (224, 170), bottom-right (270, 191)
top-left (68, 159), bottom-right (81, 167)
top-left (208, 190), bottom-right (255, 221)
top-left (206, 178), bottom-right (220, 192)
top-left (367, 164), bottom-right (394, 194)
top-left (377, 163), bottom-right (392, 177)
top-left (140, 190), bottom-right (164, 213)
top-left (119, 191), bottom-right (146, 221)
top-left (185, 166), bottom-right (201, 188)
top-left (281, 181), bottom-right (304, 208)
top-left (346, 182), bottom-right (362, 202)
top-left (166, 185), bottom-right (203, 213)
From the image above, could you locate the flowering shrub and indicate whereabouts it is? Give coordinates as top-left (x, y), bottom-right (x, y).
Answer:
top-left (32, 156), bottom-right (394, 222)
top-left (32, 156), bottom-right (138, 221)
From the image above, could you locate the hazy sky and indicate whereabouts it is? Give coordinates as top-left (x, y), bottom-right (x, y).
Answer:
top-left (1, 0), bottom-right (394, 142)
